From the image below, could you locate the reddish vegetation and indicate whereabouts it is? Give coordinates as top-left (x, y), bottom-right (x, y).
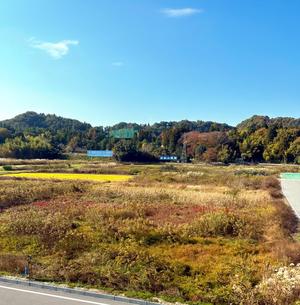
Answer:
top-left (31, 197), bottom-right (220, 227)
top-left (32, 201), bottom-right (49, 207)
top-left (145, 204), bottom-right (220, 225)
top-left (180, 131), bottom-right (227, 160)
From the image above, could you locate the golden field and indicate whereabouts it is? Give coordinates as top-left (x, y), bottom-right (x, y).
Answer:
top-left (1, 172), bottom-right (132, 182)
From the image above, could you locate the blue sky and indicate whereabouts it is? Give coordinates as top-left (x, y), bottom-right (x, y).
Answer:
top-left (0, 0), bottom-right (299, 126)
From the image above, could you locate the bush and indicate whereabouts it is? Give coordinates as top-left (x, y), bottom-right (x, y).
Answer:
top-left (0, 254), bottom-right (26, 274)
top-left (3, 165), bottom-right (13, 171)
top-left (256, 265), bottom-right (300, 305)
top-left (187, 212), bottom-right (241, 237)
top-left (113, 141), bottom-right (158, 162)
top-left (186, 211), bottom-right (264, 240)
top-left (273, 199), bottom-right (299, 235)
top-left (262, 176), bottom-right (281, 190)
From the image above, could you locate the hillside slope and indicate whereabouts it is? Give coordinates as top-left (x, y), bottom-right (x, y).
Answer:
top-left (0, 112), bottom-right (299, 163)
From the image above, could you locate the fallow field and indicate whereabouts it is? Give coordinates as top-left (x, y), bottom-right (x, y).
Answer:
top-left (0, 160), bottom-right (300, 305)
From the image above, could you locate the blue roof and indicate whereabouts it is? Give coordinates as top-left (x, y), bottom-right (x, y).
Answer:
top-left (87, 150), bottom-right (113, 157)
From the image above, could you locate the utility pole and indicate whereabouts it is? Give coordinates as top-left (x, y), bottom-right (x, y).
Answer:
top-left (27, 255), bottom-right (32, 279)
top-left (181, 142), bottom-right (188, 163)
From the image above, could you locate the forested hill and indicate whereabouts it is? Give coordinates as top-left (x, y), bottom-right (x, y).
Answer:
top-left (236, 115), bottom-right (300, 131)
top-left (0, 111), bottom-right (92, 133)
top-left (0, 112), bottom-right (299, 163)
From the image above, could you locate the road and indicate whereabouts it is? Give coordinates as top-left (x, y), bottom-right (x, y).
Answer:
top-left (281, 179), bottom-right (300, 217)
top-left (0, 281), bottom-right (139, 305)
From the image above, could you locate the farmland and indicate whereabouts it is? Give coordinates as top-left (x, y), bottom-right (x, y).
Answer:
top-left (1, 172), bottom-right (132, 182)
top-left (0, 160), bottom-right (300, 305)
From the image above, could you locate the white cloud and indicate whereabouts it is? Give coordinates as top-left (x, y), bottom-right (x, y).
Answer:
top-left (112, 61), bottom-right (124, 67)
top-left (161, 8), bottom-right (203, 17)
top-left (29, 38), bottom-right (79, 59)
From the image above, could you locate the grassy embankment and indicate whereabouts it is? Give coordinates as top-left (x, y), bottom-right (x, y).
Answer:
top-left (0, 160), bottom-right (300, 305)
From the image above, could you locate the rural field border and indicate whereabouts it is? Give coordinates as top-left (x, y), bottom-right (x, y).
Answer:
top-left (0, 276), bottom-right (159, 305)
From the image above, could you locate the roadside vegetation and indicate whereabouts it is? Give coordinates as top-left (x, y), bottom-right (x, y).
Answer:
top-left (0, 161), bottom-right (300, 305)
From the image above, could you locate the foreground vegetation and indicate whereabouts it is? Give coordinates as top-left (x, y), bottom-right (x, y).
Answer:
top-left (0, 161), bottom-right (300, 305)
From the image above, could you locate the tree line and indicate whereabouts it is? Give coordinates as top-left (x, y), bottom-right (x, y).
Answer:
top-left (0, 112), bottom-right (299, 163)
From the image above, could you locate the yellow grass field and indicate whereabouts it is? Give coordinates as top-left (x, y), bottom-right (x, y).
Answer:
top-left (2, 172), bottom-right (132, 182)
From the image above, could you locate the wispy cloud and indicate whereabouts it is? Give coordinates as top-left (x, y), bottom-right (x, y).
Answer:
top-left (29, 38), bottom-right (79, 59)
top-left (161, 8), bottom-right (203, 18)
top-left (112, 61), bottom-right (124, 67)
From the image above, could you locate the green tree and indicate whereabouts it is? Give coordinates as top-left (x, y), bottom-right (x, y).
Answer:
top-left (240, 128), bottom-right (267, 162)
top-left (263, 129), bottom-right (298, 163)
top-left (286, 137), bottom-right (300, 163)
top-left (0, 128), bottom-right (9, 144)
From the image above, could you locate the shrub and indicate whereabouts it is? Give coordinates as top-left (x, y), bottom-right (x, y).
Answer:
top-left (160, 165), bottom-right (178, 172)
top-left (256, 265), bottom-right (300, 305)
top-left (0, 254), bottom-right (26, 274)
top-left (273, 200), bottom-right (299, 235)
top-left (186, 211), bottom-right (265, 240)
top-left (2, 165), bottom-right (13, 171)
top-left (262, 176), bottom-right (281, 189)
top-left (187, 212), bottom-right (242, 237)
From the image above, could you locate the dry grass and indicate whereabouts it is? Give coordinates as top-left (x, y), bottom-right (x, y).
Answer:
top-left (0, 162), bottom-right (299, 305)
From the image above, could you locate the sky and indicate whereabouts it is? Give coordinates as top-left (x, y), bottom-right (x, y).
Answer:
top-left (0, 0), bottom-right (299, 127)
